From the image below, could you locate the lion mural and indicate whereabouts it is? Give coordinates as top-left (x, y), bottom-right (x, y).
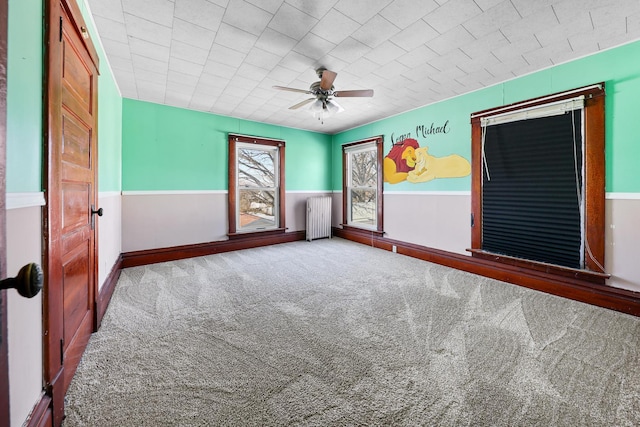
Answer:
top-left (383, 138), bottom-right (470, 184)
top-left (383, 138), bottom-right (420, 184)
top-left (407, 146), bottom-right (471, 183)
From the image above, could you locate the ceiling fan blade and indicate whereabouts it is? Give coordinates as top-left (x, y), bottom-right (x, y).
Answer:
top-left (334, 89), bottom-right (374, 97)
top-left (273, 85), bottom-right (312, 94)
top-left (319, 70), bottom-right (337, 91)
top-left (289, 98), bottom-right (316, 110)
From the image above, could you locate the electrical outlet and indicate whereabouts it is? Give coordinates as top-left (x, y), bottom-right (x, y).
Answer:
top-left (392, 245), bottom-right (397, 253)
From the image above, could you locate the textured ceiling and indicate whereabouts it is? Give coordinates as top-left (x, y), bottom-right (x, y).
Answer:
top-left (87, 0), bottom-right (640, 134)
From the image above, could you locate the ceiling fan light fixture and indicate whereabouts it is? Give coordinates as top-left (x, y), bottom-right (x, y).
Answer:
top-left (309, 98), bottom-right (324, 114)
top-left (325, 99), bottom-right (344, 115)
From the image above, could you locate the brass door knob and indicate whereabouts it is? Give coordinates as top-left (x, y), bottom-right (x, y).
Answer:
top-left (0, 263), bottom-right (43, 298)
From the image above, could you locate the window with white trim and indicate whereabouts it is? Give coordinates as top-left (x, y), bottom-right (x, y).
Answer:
top-left (343, 136), bottom-right (383, 232)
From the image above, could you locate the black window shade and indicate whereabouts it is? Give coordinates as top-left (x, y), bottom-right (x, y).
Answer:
top-left (482, 111), bottom-right (583, 269)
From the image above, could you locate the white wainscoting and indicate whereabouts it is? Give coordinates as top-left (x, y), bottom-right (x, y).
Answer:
top-left (6, 206), bottom-right (44, 427)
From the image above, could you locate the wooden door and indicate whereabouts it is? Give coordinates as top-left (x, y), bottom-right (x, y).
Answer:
top-left (0, 0), bottom-right (10, 423)
top-left (44, 0), bottom-right (99, 423)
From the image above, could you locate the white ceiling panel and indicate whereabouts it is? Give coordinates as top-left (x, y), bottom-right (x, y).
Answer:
top-left (310, 9), bottom-right (360, 45)
top-left (172, 19), bottom-right (216, 50)
top-left (122, 0), bottom-right (174, 27)
top-left (174, 0), bottom-right (224, 31)
top-left (124, 13), bottom-right (172, 46)
top-left (334, 0), bottom-right (393, 25)
top-left (223, 0), bottom-right (273, 36)
top-left (351, 14), bottom-right (402, 49)
top-left (380, 0), bottom-right (438, 29)
top-left (390, 20), bottom-right (439, 51)
top-left (129, 37), bottom-right (170, 62)
top-left (86, 0), bottom-right (640, 134)
top-left (89, 0), bottom-right (125, 23)
top-left (269, 3), bottom-right (319, 40)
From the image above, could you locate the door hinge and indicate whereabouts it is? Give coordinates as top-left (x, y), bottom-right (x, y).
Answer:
top-left (471, 213), bottom-right (475, 227)
top-left (59, 17), bottom-right (63, 42)
top-left (60, 338), bottom-right (64, 363)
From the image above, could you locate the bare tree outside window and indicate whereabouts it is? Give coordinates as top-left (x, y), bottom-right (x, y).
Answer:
top-left (349, 149), bottom-right (377, 226)
top-left (238, 147), bottom-right (277, 229)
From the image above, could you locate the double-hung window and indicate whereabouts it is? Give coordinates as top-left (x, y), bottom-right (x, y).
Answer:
top-left (342, 136), bottom-right (383, 232)
top-left (470, 84), bottom-right (606, 281)
top-left (228, 134), bottom-right (285, 235)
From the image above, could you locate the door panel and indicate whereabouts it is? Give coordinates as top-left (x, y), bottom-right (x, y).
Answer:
top-left (58, 11), bottom-right (97, 394)
top-left (62, 113), bottom-right (92, 169)
top-left (62, 42), bottom-right (92, 110)
top-left (44, 0), bottom-right (99, 422)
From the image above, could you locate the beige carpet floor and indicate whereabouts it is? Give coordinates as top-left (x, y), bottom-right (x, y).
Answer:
top-left (64, 238), bottom-right (640, 426)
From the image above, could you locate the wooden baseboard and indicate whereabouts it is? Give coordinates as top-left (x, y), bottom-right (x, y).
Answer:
top-left (122, 230), bottom-right (307, 268)
top-left (96, 254), bottom-right (123, 330)
top-left (333, 226), bottom-right (640, 317)
top-left (24, 392), bottom-right (52, 427)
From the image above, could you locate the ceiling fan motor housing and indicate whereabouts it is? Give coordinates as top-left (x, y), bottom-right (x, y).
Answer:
top-left (310, 81), bottom-right (333, 97)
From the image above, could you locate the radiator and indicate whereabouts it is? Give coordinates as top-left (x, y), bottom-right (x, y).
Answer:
top-left (306, 196), bottom-right (332, 241)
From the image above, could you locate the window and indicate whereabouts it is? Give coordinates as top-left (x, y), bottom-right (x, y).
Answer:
top-left (470, 84), bottom-right (606, 280)
top-left (228, 134), bottom-right (285, 236)
top-left (342, 136), bottom-right (384, 232)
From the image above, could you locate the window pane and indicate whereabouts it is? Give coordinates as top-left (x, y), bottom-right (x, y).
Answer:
top-left (351, 150), bottom-right (376, 187)
top-left (239, 190), bottom-right (276, 229)
top-left (238, 148), bottom-right (275, 188)
top-left (350, 189), bottom-right (376, 226)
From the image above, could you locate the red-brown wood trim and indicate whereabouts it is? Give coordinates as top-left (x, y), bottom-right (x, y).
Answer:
top-left (228, 137), bottom-right (237, 234)
top-left (467, 249), bottom-right (609, 284)
top-left (24, 393), bottom-right (52, 427)
top-left (0, 0), bottom-right (9, 421)
top-left (470, 83), bottom-right (606, 277)
top-left (122, 231), bottom-right (306, 268)
top-left (340, 225), bottom-right (384, 238)
top-left (333, 227), bottom-right (640, 317)
top-left (376, 138), bottom-right (384, 231)
top-left (470, 83), bottom-right (604, 119)
top-left (342, 149), bottom-right (347, 227)
top-left (470, 115), bottom-right (482, 250)
top-left (227, 228), bottom-right (286, 240)
top-left (583, 93), bottom-right (606, 272)
top-left (95, 255), bottom-right (122, 330)
top-left (278, 140), bottom-right (286, 229)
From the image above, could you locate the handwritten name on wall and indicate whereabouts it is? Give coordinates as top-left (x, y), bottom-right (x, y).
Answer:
top-left (384, 119), bottom-right (471, 184)
top-left (391, 120), bottom-right (450, 145)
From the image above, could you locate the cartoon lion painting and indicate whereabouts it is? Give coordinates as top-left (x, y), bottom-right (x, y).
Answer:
top-left (383, 138), bottom-right (420, 184)
top-left (383, 138), bottom-right (471, 184)
top-left (407, 146), bottom-right (471, 183)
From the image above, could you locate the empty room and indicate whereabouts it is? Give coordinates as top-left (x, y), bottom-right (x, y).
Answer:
top-left (2, 0), bottom-right (640, 425)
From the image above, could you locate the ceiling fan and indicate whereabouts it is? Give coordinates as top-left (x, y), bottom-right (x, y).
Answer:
top-left (273, 68), bottom-right (374, 121)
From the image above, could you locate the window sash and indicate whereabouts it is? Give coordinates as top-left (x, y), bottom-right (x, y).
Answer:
top-left (344, 140), bottom-right (380, 230)
top-left (236, 143), bottom-right (279, 232)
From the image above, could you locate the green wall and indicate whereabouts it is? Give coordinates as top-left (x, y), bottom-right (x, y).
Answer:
top-left (6, 0), bottom-right (122, 194)
top-left (77, 0), bottom-right (123, 192)
top-left (122, 99), bottom-right (332, 192)
top-left (6, 0), bottom-right (42, 192)
top-left (332, 39), bottom-right (640, 194)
